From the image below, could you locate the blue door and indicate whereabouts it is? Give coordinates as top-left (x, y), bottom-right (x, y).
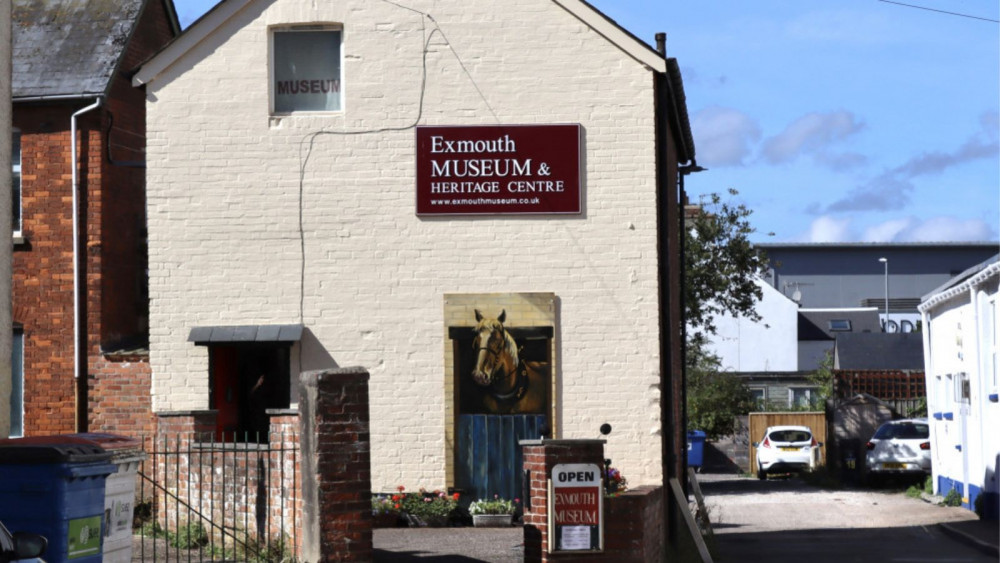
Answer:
top-left (456, 414), bottom-right (546, 502)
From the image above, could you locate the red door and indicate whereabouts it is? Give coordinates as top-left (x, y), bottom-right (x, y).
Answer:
top-left (211, 346), bottom-right (240, 440)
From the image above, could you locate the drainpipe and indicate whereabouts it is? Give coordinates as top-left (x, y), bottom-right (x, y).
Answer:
top-left (72, 97), bottom-right (102, 432)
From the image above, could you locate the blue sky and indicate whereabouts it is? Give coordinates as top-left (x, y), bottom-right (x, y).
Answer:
top-left (171, 0), bottom-right (999, 243)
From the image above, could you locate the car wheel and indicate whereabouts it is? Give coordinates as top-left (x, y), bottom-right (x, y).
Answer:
top-left (757, 465), bottom-right (766, 480)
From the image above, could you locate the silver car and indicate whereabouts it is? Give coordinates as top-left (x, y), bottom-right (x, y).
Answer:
top-left (865, 418), bottom-right (931, 479)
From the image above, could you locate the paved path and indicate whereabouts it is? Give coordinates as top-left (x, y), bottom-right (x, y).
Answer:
top-left (700, 473), bottom-right (994, 562)
top-left (374, 527), bottom-right (523, 562)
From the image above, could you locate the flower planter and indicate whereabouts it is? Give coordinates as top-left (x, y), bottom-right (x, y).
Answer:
top-left (472, 514), bottom-right (513, 528)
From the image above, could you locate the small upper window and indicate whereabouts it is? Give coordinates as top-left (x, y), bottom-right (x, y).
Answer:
top-left (828, 319), bottom-right (851, 332)
top-left (271, 26), bottom-right (342, 114)
top-left (12, 129), bottom-right (21, 235)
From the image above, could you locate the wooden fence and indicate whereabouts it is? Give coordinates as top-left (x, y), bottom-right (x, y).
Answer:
top-left (835, 370), bottom-right (925, 416)
top-left (748, 412), bottom-right (827, 472)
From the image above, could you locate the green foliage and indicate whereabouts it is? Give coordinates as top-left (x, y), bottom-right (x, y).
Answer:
top-left (943, 488), bottom-right (963, 507)
top-left (684, 189), bottom-right (770, 341)
top-left (686, 342), bottom-right (755, 439)
top-left (141, 521), bottom-right (209, 549)
top-left (906, 396), bottom-right (928, 418)
top-left (468, 495), bottom-right (519, 515)
top-left (807, 351), bottom-right (835, 407)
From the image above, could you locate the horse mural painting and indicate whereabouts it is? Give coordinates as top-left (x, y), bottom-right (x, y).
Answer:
top-left (455, 308), bottom-right (551, 501)
top-left (469, 309), bottom-right (548, 415)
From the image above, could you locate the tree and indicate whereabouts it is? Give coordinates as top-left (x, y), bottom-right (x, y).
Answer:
top-left (684, 188), bottom-right (770, 345)
top-left (686, 342), bottom-right (755, 440)
top-left (684, 189), bottom-right (770, 435)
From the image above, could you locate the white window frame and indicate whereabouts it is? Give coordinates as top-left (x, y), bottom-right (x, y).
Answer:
top-left (12, 128), bottom-right (21, 238)
top-left (269, 24), bottom-right (344, 115)
top-left (788, 386), bottom-right (816, 409)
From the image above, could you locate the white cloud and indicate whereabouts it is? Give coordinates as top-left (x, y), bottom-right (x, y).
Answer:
top-left (896, 217), bottom-right (996, 243)
top-left (823, 111), bottom-right (1000, 213)
top-left (862, 219), bottom-right (912, 242)
top-left (762, 111), bottom-right (865, 165)
top-left (691, 106), bottom-right (761, 167)
top-left (799, 216), bottom-right (854, 243)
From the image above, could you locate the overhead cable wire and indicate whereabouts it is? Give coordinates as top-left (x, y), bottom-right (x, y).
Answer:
top-left (878, 0), bottom-right (999, 23)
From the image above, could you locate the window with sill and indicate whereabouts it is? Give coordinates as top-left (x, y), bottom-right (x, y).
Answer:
top-left (271, 26), bottom-right (342, 114)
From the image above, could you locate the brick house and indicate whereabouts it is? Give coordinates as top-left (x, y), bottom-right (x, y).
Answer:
top-left (134, 0), bottom-right (694, 496)
top-left (10, 0), bottom-right (179, 437)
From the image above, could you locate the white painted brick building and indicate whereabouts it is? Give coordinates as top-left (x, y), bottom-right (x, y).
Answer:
top-left (136, 0), bottom-right (695, 492)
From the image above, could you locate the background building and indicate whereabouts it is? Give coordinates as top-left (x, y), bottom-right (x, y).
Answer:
top-left (920, 255), bottom-right (999, 519)
top-left (10, 0), bottom-right (178, 437)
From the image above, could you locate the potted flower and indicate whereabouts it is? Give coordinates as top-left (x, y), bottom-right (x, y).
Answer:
top-left (397, 487), bottom-right (461, 527)
top-left (469, 495), bottom-right (519, 527)
top-left (605, 466), bottom-right (628, 496)
top-left (371, 494), bottom-right (402, 528)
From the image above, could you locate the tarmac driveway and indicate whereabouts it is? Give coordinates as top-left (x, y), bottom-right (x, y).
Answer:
top-left (700, 473), bottom-right (994, 562)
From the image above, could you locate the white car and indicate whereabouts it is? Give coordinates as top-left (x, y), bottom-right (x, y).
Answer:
top-left (865, 418), bottom-right (931, 480)
top-left (754, 426), bottom-right (819, 480)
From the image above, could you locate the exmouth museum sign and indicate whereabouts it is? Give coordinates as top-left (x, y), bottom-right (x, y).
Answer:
top-left (415, 124), bottom-right (582, 216)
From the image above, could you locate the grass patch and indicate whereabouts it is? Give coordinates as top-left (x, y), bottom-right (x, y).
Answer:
top-left (942, 488), bottom-right (963, 507)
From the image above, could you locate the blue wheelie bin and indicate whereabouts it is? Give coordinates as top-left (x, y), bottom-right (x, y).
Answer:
top-left (687, 430), bottom-right (707, 472)
top-left (0, 436), bottom-right (115, 563)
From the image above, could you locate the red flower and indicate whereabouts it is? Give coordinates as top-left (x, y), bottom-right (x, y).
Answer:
top-left (452, 493), bottom-right (460, 500)
top-left (394, 503), bottom-right (400, 510)
top-left (397, 485), bottom-right (405, 492)
top-left (392, 495), bottom-right (401, 501)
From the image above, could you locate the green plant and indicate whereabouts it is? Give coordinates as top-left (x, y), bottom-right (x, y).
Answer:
top-left (686, 343), bottom-right (756, 439)
top-left (141, 521), bottom-right (209, 549)
top-left (469, 494), bottom-right (519, 515)
top-left (942, 488), bottom-right (963, 507)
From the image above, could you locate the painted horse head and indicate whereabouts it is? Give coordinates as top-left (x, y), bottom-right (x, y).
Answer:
top-left (471, 309), bottom-right (520, 387)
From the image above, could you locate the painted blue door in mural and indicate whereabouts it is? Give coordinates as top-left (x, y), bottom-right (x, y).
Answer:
top-left (456, 414), bottom-right (546, 501)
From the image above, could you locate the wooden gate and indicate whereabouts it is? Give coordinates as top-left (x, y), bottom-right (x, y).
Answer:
top-left (748, 412), bottom-right (828, 471)
top-left (456, 414), bottom-right (546, 501)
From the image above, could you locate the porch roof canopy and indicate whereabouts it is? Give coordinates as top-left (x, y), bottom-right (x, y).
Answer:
top-left (188, 324), bottom-right (303, 345)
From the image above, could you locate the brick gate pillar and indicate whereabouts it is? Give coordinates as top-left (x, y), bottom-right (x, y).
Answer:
top-left (298, 367), bottom-right (373, 562)
top-left (521, 439), bottom-right (606, 562)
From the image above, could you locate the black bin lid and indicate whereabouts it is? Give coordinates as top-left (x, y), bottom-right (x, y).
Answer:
top-left (0, 436), bottom-right (112, 464)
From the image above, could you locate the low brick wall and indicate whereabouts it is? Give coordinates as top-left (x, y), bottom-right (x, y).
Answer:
top-left (601, 486), bottom-right (663, 562)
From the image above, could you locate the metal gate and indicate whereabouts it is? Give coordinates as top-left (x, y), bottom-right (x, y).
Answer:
top-left (135, 433), bottom-right (300, 562)
top-left (455, 414), bottom-right (546, 502)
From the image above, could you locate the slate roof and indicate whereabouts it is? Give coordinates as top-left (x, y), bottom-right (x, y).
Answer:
top-left (798, 308), bottom-right (881, 341)
top-left (12, 0), bottom-right (147, 99)
top-left (834, 333), bottom-right (924, 371)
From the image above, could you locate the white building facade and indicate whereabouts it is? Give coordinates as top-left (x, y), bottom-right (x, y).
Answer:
top-left (135, 0), bottom-right (694, 493)
top-left (703, 279), bottom-right (799, 373)
top-left (919, 257), bottom-right (999, 519)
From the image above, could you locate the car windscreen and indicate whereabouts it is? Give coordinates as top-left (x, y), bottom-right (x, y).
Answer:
top-left (873, 422), bottom-right (929, 440)
top-left (768, 430), bottom-right (811, 442)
